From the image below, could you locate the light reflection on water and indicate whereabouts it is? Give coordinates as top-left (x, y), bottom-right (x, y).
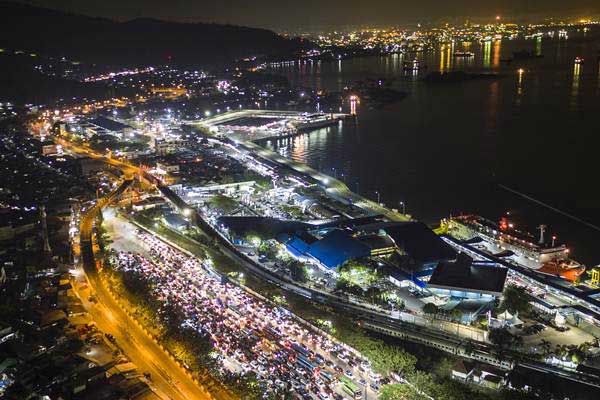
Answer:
top-left (265, 35), bottom-right (600, 264)
top-left (571, 61), bottom-right (581, 110)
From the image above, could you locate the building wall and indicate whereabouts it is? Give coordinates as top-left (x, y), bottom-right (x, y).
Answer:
top-left (429, 287), bottom-right (497, 300)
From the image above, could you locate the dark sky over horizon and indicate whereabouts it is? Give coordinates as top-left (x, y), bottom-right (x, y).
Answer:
top-left (18, 0), bottom-right (600, 31)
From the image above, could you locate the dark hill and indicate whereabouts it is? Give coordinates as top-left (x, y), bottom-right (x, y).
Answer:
top-left (0, 1), bottom-right (307, 67)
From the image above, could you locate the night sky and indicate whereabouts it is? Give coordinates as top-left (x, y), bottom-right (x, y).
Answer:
top-left (18, 0), bottom-right (600, 31)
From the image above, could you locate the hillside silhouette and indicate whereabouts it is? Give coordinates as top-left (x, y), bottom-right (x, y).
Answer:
top-left (0, 1), bottom-right (307, 67)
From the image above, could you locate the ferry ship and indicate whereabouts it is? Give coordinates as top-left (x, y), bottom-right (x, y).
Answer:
top-left (441, 215), bottom-right (586, 282)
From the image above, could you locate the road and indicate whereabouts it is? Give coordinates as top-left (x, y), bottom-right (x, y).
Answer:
top-left (57, 137), bottom-right (141, 177)
top-left (78, 180), bottom-right (230, 400)
top-left (109, 213), bottom-right (383, 400)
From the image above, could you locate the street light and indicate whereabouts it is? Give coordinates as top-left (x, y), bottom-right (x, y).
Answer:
top-left (399, 201), bottom-right (406, 215)
top-left (375, 191), bottom-right (380, 204)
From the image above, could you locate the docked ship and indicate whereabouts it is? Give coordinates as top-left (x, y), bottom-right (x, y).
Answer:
top-left (442, 215), bottom-right (586, 282)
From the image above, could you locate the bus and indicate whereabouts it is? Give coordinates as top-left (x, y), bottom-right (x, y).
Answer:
top-left (227, 303), bottom-right (241, 315)
top-left (264, 327), bottom-right (281, 341)
top-left (292, 343), bottom-right (310, 358)
top-left (319, 369), bottom-right (334, 384)
top-left (296, 354), bottom-right (317, 373)
top-left (339, 375), bottom-right (362, 399)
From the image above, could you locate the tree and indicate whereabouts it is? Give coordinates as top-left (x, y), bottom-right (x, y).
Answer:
top-left (208, 194), bottom-right (238, 214)
top-left (335, 278), bottom-right (364, 296)
top-left (365, 286), bottom-right (383, 304)
top-left (499, 285), bottom-right (532, 315)
top-left (422, 302), bottom-right (439, 316)
top-left (223, 371), bottom-right (264, 399)
top-left (258, 241), bottom-right (277, 259)
top-left (372, 346), bottom-right (417, 376)
top-left (407, 371), bottom-right (437, 397)
top-left (379, 384), bottom-right (425, 400)
top-left (539, 339), bottom-right (552, 355)
top-left (488, 328), bottom-right (515, 349)
top-left (449, 308), bottom-right (463, 321)
top-left (287, 260), bottom-right (307, 282)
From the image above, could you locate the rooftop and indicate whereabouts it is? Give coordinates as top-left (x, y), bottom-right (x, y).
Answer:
top-left (428, 253), bottom-right (508, 295)
top-left (87, 116), bottom-right (132, 132)
top-left (281, 229), bottom-right (371, 269)
top-left (361, 221), bottom-right (457, 265)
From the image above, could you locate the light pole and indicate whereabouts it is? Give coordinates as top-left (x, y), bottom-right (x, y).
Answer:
top-left (375, 191), bottom-right (380, 204)
top-left (399, 201), bottom-right (406, 215)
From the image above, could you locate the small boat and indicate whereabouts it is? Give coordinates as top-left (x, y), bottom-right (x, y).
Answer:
top-left (403, 59), bottom-right (425, 71)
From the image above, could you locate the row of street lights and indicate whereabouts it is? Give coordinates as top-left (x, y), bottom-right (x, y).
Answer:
top-left (374, 190), bottom-right (406, 215)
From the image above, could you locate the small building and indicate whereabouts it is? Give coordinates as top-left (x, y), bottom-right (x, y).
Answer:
top-left (472, 365), bottom-right (507, 389)
top-left (529, 296), bottom-right (558, 315)
top-left (156, 157), bottom-right (181, 174)
top-left (155, 138), bottom-right (190, 155)
top-left (0, 210), bottom-right (38, 241)
top-left (78, 156), bottom-right (105, 176)
top-left (132, 196), bottom-right (165, 211)
top-left (41, 140), bottom-right (60, 156)
top-left (451, 360), bottom-right (475, 381)
top-left (163, 213), bottom-right (188, 231)
top-left (452, 360), bottom-right (506, 390)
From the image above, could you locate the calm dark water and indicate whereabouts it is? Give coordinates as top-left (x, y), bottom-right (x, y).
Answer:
top-left (266, 33), bottom-right (600, 266)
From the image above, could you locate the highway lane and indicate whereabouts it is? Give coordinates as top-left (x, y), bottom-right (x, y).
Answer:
top-left (111, 216), bottom-right (383, 400)
top-left (78, 181), bottom-right (230, 400)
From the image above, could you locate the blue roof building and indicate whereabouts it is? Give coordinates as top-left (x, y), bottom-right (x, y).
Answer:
top-left (280, 229), bottom-right (370, 269)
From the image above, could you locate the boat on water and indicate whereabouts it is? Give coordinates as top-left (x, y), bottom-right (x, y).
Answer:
top-left (453, 51), bottom-right (474, 58)
top-left (403, 59), bottom-right (425, 71)
top-left (441, 215), bottom-right (586, 282)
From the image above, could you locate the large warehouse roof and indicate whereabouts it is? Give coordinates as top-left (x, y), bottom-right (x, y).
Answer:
top-left (428, 254), bottom-right (508, 296)
top-left (382, 222), bottom-right (457, 264)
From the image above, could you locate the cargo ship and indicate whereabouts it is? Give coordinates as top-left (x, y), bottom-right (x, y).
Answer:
top-left (441, 215), bottom-right (586, 282)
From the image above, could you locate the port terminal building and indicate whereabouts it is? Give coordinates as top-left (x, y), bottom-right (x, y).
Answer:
top-left (218, 215), bottom-right (508, 300)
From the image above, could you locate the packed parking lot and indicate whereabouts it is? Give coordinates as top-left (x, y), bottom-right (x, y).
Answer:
top-left (111, 228), bottom-right (386, 399)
